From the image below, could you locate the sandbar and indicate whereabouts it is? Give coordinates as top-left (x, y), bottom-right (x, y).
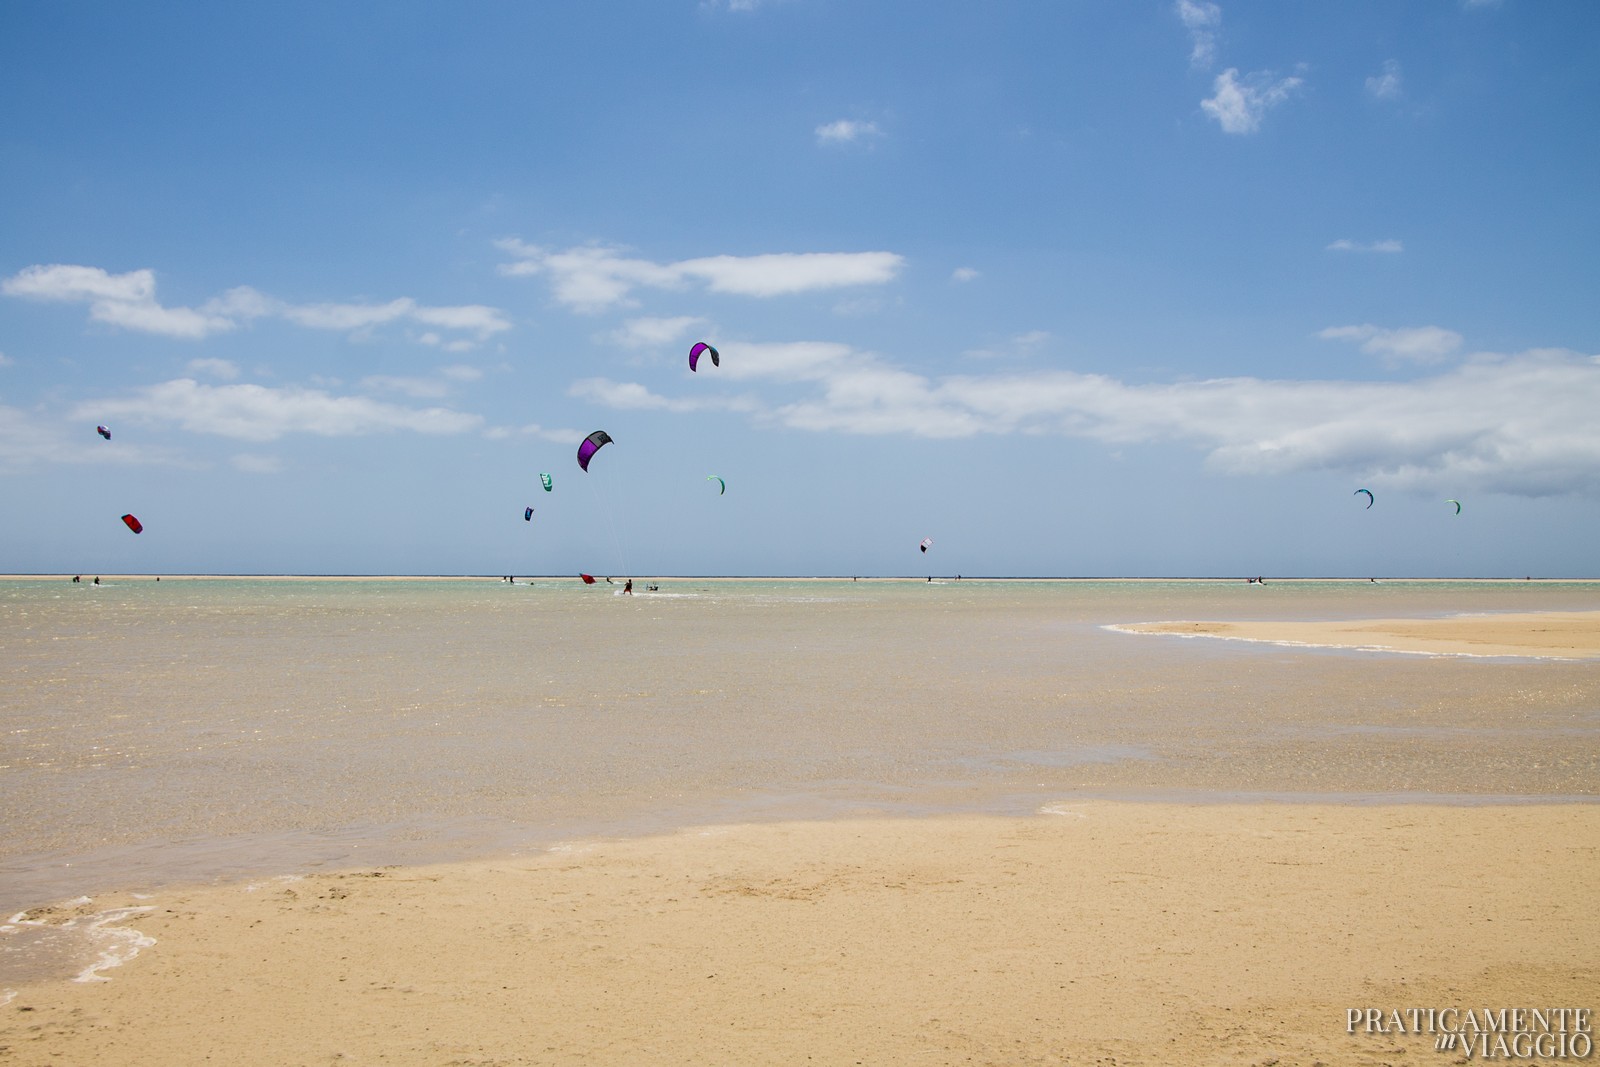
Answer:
top-left (1117, 609), bottom-right (1600, 659)
top-left (3, 802), bottom-right (1596, 1065)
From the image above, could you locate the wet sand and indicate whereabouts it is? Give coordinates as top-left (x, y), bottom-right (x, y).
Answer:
top-left (1117, 609), bottom-right (1600, 659)
top-left (3, 802), bottom-right (1596, 1066)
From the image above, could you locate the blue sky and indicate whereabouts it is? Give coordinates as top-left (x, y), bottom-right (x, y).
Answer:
top-left (3, 1), bottom-right (1597, 577)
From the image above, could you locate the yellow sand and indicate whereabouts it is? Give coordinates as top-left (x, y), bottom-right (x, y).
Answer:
top-left (1121, 609), bottom-right (1600, 659)
top-left (3, 803), bottom-right (1596, 1066)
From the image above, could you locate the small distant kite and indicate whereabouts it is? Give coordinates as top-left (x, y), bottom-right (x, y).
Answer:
top-left (689, 342), bottom-right (719, 372)
top-left (579, 573), bottom-right (597, 585)
top-left (524, 507), bottom-right (534, 522)
top-left (1447, 499), bottom-right (1462, 515)
top-left (96, 425), bottom-right (111, 440)
top-left (120, 514), bottom-right (143, 534)
top-left (919, 537), bottom-right (934, 554)
top-left (577, 430), bottom-right (613, 472)
top-left (1355, 488), bottom-right (1374, 509)
top-left (708, 475), bottom-right (725, 495)
top-left (540, 473), bottom-right (553, 492)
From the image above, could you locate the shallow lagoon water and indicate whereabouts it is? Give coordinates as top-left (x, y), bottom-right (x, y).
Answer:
top-left (3, 576), bottom-right (1597, 922)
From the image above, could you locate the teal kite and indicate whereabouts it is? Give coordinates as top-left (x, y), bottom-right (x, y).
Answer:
top-left (708, 475), bottom-right (725, 496)
top-left (1447, 499), bottom-right (1461, 515)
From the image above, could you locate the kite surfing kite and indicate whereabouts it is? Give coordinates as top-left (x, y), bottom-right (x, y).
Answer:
top-left (919, 537), bottom-right (934, 554)
top-left (524, 507), bottom-right (534, 522)
top-left (96, 425), bottom-right (111, 440)
top-left (540, 473), bottom-right (553, 492)
top-left (689, 342), bottom-right (719, 372)
top-left (120, 514), bottom-right (143, 534)
top-left (1354, 488), bottom-right (1374, 509)
top-left (1447, 499), bottom-right (1462, 515)
top-left (708, 475), bottom-right (725, 495)
top-left (577, 430), bottom-right (613, 472)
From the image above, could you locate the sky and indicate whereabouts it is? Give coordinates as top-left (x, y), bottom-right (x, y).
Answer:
top-left (2, 0), bottom-right (1598, 578)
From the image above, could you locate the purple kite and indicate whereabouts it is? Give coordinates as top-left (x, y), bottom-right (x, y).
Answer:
top-left (97, 425), bottom-right (112, 440)
top-left (577, 430), bottom-right (613, 472)
top-left (689, 342), bottom-right (720, 372)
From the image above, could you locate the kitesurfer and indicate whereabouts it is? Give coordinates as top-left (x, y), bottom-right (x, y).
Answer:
top-left (623, 579), bottom-right (633, 595)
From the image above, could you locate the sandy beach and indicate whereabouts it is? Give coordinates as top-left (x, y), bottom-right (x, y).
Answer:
top-left (3, 802), bottom-right (1596, 1066)
top-left (1117, 608), bottom-right (1600, 660)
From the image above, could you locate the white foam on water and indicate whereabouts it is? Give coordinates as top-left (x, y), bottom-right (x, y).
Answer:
top-left (71, 906), bottom-right (156, 983)
top-left (1036, 804), bottom-right (1088, 818)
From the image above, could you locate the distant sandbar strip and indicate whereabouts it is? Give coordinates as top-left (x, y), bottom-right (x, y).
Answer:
top-left (1111, 610), bottom-right (1600, 660)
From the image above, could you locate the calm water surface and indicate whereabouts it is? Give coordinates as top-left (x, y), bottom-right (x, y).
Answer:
top-left (3, 577), bottom-right (1598, 917)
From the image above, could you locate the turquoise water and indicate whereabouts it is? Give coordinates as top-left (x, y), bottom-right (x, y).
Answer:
top-left (2, 577), bottom-right (1598, 918)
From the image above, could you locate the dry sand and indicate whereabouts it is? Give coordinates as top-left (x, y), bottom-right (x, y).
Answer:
top-left (1118, 609), bottom-right (1600, 659)
top-left (3, 802), bottom-right (1596, 1066)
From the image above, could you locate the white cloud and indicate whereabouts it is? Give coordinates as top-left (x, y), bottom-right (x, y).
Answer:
top-left (815, 119), bottom-right (883, 145)
top-left (359, 375), bottom-right (453, 399)
top-left (187, 358), bottom-right (241, 380)
top-left (2, 264), bottom-right (157, 305)
top-left (1319, 324), bottom-right (1463, 365)
top-left (481, 422), bottom-right (582, 443)
top-left (496, 241), bottom-right (904, 313)
top-left (441, 365), bottom-right (483, 382)
top-left (231, 453), bottom-right (283, 474)
top-left (72, 379), bottom-right (485, 442)
top-left (574, 335), bottom-right (1600, 498)
top-left (704, 341), bottom-right (855, 383)
top-left (1201, 68), bottom-right (1303, 134)
top-left (1327, 238), bottom-right (1403, 254)
top-left (951, 268), bottom-right (981, 283)
top-left (1366, 59), bottom-right (1403, 100)
top-left (1176, 0), bottom-right (1222, 68)
top-left (2, 264), bottom-right (510, 346)
top-left (677, 252), bottom-right (902, 297)
top-left (567, 378), bottom-right (754, 415)
top-left (2, 264), bottom-right (236, 339)
top-left (0, 351), bottom-right (12, 367)
top-left (611, 316), bottom-right (707, 349)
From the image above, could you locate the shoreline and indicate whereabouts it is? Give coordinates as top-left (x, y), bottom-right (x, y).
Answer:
top-left (4, 801), bottom-right (1595, 1065)
top-left (5, 573), bottom-right (1597, 583)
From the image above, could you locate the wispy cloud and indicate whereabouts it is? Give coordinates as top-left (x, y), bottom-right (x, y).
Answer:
top-left (187, 358), bottom-right (241, 380)
top-left (951, 267), bottom-right (980, 283)
top-left (496, 241), bottom-right (905, 313)
top-left (1, 264), bottom-right (511, 345)
top-left (572, 339), bottom-right (1600, 498)
top-left (611, 316), bottom-right (708, 349)
top-left (1327, 238), bottom-right (1403, 254)
top-left (71, 379), bottom-right (485, 442)
top-left (1365, 59), bottom-right (1403, 100)
top-left (0, 402), bottom-right (194, 471)
top-left (1201, 68), bottom-right (1303, 134)
top-left (1319, 324), bottom-right (1463, 365)
top-left (1175, 0), bottom-right (1222, 69)
top-left (231, 453), bottom-right (283, 474)
top-left (815, 119), bottom-right (883, 145)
